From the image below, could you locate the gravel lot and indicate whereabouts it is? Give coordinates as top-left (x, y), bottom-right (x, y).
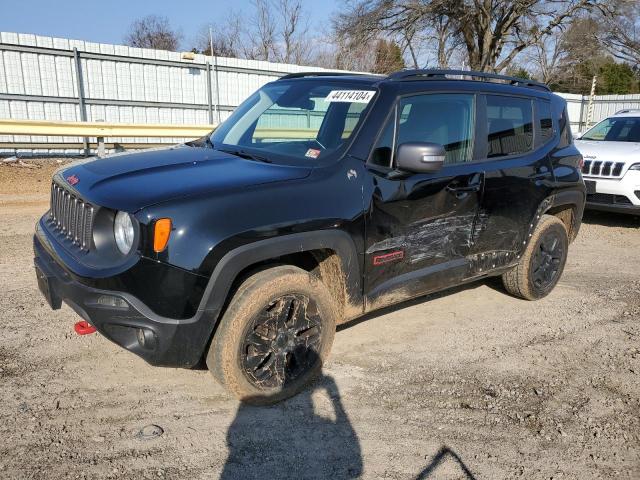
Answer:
top-left (1, 159), bottom-right (639, 479)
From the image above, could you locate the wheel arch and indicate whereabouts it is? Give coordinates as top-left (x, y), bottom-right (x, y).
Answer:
top-left (541, 190), bottom-right (585, 242)
top-left (199, 230), bottom-right (363, 330)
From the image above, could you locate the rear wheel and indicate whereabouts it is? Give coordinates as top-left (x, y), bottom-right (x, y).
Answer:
top-left (207, 265), bottom-right (337, 405)
top-left (502, 215), bottom-right (569, 300)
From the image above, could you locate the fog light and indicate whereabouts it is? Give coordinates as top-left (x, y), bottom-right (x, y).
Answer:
top-left (136, 328), bottom-right (156, 350)
top-left (136, 328), bottom-right (146, 347)
top-left (96, 295), bottom-right (128, 309)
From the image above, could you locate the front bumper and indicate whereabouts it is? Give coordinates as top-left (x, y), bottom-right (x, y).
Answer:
top-left (34, 234), bottom-right (218, 368)
top-left (585, 170), bottom-right (640, 215)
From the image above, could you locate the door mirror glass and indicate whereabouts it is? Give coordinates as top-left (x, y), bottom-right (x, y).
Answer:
top-left (396, 142), bottom-right (445, 173)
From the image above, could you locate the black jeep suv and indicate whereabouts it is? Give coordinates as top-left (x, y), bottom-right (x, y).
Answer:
top-left (34, 70), bottom-right (585, 403)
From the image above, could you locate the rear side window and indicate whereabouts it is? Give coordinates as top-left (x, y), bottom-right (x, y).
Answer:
top-left (486, 95), bottom-right (533, 158)
top-left (556, 104), bottom-right (572, 148)
top-left (537, 100), bottom-right (554, 144)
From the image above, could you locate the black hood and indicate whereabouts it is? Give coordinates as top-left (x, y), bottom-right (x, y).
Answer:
top-left (57, 146), bottom-right (311, 212)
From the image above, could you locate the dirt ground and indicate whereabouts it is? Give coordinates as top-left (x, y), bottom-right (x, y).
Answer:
top-left (0, 159), bottom-right (639, 480)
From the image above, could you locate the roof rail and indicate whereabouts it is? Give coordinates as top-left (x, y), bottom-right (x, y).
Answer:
top-left (614, 108), bottom-right (640, 115)
top-left (386, 69), bottom-right (551, 92)
top-left (278, 71), bottom-right (376, 80)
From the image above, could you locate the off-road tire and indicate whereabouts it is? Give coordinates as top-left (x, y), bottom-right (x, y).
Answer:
top-left (502, 215), bottom-right (569, 300)
top-left (207, 265), bottom-right (338, 405)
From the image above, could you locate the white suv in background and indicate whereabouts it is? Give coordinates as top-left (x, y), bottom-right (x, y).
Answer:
top-left (575, 109), bottom-right (640, 215)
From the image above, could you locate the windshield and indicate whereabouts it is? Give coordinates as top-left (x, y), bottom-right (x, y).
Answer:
top-left (581, 116), bottom-right (640, 142)
top-left (210, 81), bottom-right (377, 163)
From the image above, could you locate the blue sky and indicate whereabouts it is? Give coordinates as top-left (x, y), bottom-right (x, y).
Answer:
top-left (1, 0), bottom-right (339, 47)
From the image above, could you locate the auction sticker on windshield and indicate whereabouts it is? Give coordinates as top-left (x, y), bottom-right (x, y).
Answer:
top-left (325, 90), bottom-right (376, 103)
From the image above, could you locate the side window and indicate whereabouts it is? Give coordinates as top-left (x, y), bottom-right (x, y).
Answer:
top-left (396, 93), bottom-right (475, 165)
top-left (558, 106), bottom-right (573, 148)
top-left (486, 95), bottom-right (533, 158)
top-left (537, 99), bottom-right (554, 145)
top-left (370, 109), bottom-right (395, 167)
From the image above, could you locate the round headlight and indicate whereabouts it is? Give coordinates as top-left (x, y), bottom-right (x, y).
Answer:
top-left (114, 211), bottom-right (135, 255)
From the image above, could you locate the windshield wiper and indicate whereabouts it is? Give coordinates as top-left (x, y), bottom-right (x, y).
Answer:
top-left (218, 148), bottom-right (272, 163)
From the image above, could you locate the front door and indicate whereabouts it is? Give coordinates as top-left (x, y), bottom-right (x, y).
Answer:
top-left (363, 92), bottom-right (484, 310)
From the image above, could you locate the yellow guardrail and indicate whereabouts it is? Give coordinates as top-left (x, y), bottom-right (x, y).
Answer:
top-left (0, 119), bottom-right (350, 154)
top-left (0, 118), bottom-right (216, 137)
top-left (0, 118), bottom-right (325, 139)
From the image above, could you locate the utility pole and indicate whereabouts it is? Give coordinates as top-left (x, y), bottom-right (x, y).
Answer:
top-left (209, 26), bottom-right (214, 58)
top-left (585, 75), bottom-right (597, 129)
top-left (209, 26), bottom-right (220, 125)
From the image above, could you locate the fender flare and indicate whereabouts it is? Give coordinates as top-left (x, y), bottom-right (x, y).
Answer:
top-left (543, 189), bottom-right (586, 238)
top-left (198, 229), bottom-right (362, 322)
top-left (548, 189), bottom-right (586, 212)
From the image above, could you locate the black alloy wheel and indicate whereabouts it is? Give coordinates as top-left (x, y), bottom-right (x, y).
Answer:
top-left (531, 230), bottom-right (564, 289)
top-left (241, 294), bottom-right (322, 389)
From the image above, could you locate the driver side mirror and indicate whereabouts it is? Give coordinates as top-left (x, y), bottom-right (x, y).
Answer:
top-left (396, 142), bottom-right (446, 173)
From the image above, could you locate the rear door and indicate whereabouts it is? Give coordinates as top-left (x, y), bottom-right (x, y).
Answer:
top-left (468, 93), bottom-right (555, 271)
top-left (363, 92), bottom-right (484, 309)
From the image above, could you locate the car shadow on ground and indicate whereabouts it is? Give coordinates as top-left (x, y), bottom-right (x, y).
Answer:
top-left (581, 210), bottom-right (640, 227)
top-left (219, 370), bottom-right (363, 479)
top-left (219, 367), bottom-right (477, 479)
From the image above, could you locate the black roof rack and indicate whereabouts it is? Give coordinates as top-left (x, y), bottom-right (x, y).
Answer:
top-left (278, 71), bottom-right (379, 80)
top-left (386, 69), bottom-right (551, 92)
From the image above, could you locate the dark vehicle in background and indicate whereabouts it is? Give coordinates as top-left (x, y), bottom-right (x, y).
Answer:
top-left (34, 70), bottom-right (585, 404)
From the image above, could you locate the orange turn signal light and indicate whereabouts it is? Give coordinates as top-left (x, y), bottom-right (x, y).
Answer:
top-left (153, 218), bottom-right (172, 253)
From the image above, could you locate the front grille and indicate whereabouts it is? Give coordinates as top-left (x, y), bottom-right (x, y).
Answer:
top-left (587, 193), bottom-right (632, 205)
top-left (49, 182), bottom-right (94, 250)
top-left (582, 161), bottom-right (625, 177)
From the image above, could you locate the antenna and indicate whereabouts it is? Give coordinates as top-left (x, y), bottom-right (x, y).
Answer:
top-left (209, 26), bottom-right (214, 57)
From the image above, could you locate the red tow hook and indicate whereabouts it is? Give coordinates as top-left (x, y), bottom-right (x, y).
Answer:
top-left (74, 321), bottom-right (96, 335)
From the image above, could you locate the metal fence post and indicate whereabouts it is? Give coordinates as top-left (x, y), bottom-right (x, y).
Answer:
top-left (578, 95), bottom-right (586, 132)
top-left (213, 56), bottom-right (221, 124)
top-left (205, 62), bottom-right (214, 125)
top-left (72, 48), bottom-right (89, 156)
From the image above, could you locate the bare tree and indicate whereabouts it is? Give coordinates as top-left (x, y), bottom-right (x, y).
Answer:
top-left (194, 0), bottom-right (315, 64)
top-left (334, 0), bottom-right (608, 72)
top-left (527, 29), bottom-right (567, 84)
top-left (124, 15), bottom-right (182, 51)
top-left (274, 0), bottom-right (311, 63)
top-left (194, 14), bottom-right (245, 57)
top-left (330, 36), bottom-right (373, 71)
top-left (601, 0), bottom-right (640, 67)
top-left (252, 0), bottom-right (277, 61)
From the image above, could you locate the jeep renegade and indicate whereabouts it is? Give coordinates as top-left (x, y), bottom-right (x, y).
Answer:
top-left (34, 70), bottom-right (585, 404)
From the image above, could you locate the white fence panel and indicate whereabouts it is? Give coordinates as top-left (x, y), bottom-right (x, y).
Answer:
top-left (3, 31), bottom-right (640, 155)
top-left (557, 92), bottom-right (640, 133)
top-left (0, 31), bottom-right (336, 155)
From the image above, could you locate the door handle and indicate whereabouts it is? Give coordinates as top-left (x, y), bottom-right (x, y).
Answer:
top-left (531, 172), bottom-right (552, 180)
top-left (446, 184), bottom-right (481, 193)
top-left (531, 171), bottom-right (552, 186)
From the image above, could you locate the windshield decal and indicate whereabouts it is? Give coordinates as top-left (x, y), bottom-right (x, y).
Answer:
top-left (325, 90), bottom-right (376, 104)
top-left (305, 148), bottom-right (321, 159)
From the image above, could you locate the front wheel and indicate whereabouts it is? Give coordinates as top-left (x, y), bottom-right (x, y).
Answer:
top-left (502, 215), bottom-right (569, 300)
top-left (207, 265), bottom-right (337, 405)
